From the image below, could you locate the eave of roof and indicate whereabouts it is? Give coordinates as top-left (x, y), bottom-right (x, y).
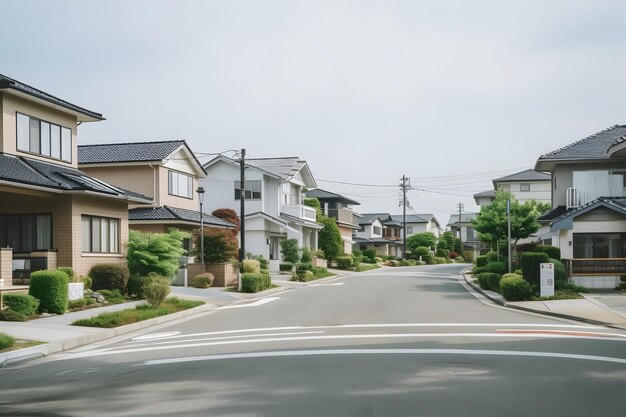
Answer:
top-left (129, 206), bottom-right (235, 228)
top-left (549, 198), bottom-right (626, 231)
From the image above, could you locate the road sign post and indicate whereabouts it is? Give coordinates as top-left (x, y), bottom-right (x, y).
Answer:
top-left (540, 263), bottom-right (555, 298)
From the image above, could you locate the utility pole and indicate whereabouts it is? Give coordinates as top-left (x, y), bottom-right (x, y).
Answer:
top-left (507, 199), bottom-right (512, 273)
top-left (238, 148), bottom-right (246, 291)
top-left (457, 202), bottom-right (464, 249)
top-left (399, 175), bottom-right (410, 259)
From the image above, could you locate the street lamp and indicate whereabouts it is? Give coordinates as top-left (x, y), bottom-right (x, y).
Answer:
top-left (196, 187), bottom-right (205, 267)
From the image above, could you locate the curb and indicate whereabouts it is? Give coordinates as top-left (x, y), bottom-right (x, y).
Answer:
top-left (0, 302), bottom-right (218, 367)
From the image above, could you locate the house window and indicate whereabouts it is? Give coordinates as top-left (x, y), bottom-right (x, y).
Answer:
top-left (573, 233), bottom-right (625, 259)
top-left (16, 113), bottom-right (72, 162)
top-left (234, 180), bottom-right (262, 200)
top-left (407, 226), bottom-right (414, 234)
top-left (373, 225), bottom-right (382, 235)
top-left (520, 183), bottom-right (530, 192)
top-left (466, 226), bottom-right (475, 240)
top-left (0, 214), bottom-right (52, 252)
top-left (500, 184), bottom-right (511, 191)
top-left (168, 170), bottom-right (193, 199)
top-left (81, 215), bottom-right (119, 253)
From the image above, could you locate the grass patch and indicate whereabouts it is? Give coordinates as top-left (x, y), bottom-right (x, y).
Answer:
top-left (312, 270), bottom-right (335, 279)
top-left (354, 264), bottom-right (380, 272)
top-left (0, 339), bottom-right (45, 354)
top-left (72, 297), bottom-right (204, 328)
top-left (0, 332), bottom-right (15, 350)
top-left (531, 290), bottom-right (583, 301)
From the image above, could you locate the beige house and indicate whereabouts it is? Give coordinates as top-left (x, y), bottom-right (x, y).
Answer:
top-left (0, 74), bottom-right (150, 283)
top-left (78, 140), bottom-right (234, 252)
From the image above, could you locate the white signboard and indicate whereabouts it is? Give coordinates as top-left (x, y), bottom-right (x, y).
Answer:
top-left (540, 263), bottom-right (555, 297)
top-left (68, 282), bottom-right (84, 301)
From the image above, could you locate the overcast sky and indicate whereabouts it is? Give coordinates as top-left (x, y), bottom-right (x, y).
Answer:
top-left (2, 0), bottom-right (625, 226)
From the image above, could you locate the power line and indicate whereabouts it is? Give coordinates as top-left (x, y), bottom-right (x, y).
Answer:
top-left (316, 179), bottom-right (398, 187)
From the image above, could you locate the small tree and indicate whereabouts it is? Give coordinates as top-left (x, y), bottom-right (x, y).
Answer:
top-left (280, 239), bottom-right (300, 264)
top-left (303, 197), bottom-right (323, 220)
top-left (406, 232), bottom-right (436, 256)
top-left (193, 227), bottom-right (238, 264)
top-left (318, 215), bottom-right (343, 263)
top-left (127, 229), bottom-right (188, 278)
top-left (212, 208), bottom-right (240, 238)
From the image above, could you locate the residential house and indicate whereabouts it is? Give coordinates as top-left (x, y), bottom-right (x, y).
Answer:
top-left (354, 213), bottom-right (403, 258)
top-left (473, 169), bottom-right (551, 207)
top-left (78, 140), bottom-right (234, 253)
top-left (389, 214), bottom-right (442, 239)
top-left (0, 74), bottom-right (151, 284)
top-left (199, 156), bottom-right (323, 270)
top-left (305, 188), bottom-right (360, 254)
top-left (535, 124), bottom-right (626, 288)
top-left (447, 213), bottom-right (487, 261)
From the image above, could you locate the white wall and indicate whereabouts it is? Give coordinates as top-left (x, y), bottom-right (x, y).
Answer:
top-left (200, 160), bottom-right (265, 215)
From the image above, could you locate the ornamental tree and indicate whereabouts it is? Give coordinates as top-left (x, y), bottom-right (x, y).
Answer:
top-left (318, 215), bottom-right (344, 262)
top-left (192, 227), bottom-right (238, 264)
top-left (127, 228), bottom-right (188, 278)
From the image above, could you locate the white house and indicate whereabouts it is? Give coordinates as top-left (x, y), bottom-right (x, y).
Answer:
top-left (353, 213), bottom-right (403, 258)
top-left (199, 156), bottom-right (323, 270)
top-left (390, 214), bottom-right (442, 239)
top-left (535, 124), bottom-right (626, 288)
top-left (446, 213), bottom-right (487, 261)
top-left (473, 169), bottom-right (551, 207)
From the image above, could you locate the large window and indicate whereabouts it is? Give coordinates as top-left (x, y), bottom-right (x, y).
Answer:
top-left (573, 170), bottom-right (626, 202)
top-left (373, 225), bottom-right (382, 235)
top-left (16, 113), bottom-right (72, 162)
top-left (81, 215), bottom-right (119, 253)
top-left (0, 214), bottom-right (52, 253)
top-left (573, 233), bottom-right (626, 259)
top-left (234, 180), bottom-right (262, 200)
top-left (168, 170), bottom-right (193, 199)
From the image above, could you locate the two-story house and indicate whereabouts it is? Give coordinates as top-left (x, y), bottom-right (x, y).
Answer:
top-left (199, 155), bottom-right (322, 270)
top-left (473, 169), bottom-right (551, 207)
top-left (535, 125), bottom-right (626, 288)
top-left (447, 212), bottom-right (487, 261)
top-left (390, 214), bottom-right (442, 239)
top-left (78, 140), bottom-right (234, 253)
top-left (0, 74), bottom-right (151, 284)
top-left (354, 213), bottom-right (403, 258)
top-left (305, 188), bottom-right (360, 254)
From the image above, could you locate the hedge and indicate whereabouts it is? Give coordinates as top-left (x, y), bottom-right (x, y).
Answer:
top-left (521, 252), bottom-right (549, 286)
top-left (191, 273), bottom-right (214, 288)
top-left (476, 255), bottom-right (488, 268)
top-left (3, 294), bottom-right (39, 317)
top-left (89, 264), bottom-right (130, 292)
top-left (279, 262), bottom-right (294, 272)
top-left (296, 262), bottom-right (313, 272)
top-left (127, 275), bottom-right (152, 298)
top-left (536, 245), bottom-right (561, 260)
top-left (242, 259), bottom-right (261, 274)
top-left (293, 270), bottom-right (315, 282)
top-left (335, 256), bottom-right (354, 270)
top-left (29, 269), bottom-right (69, 314)
top-left (241, 273), bottom-right (271, 293)
top-left (477, 273), bottom-right (502, 292)
top-left (475, 261), bottom-right (507, 275)
top-left (499, 275), bottom-right (532, 301)
top-left (486, 251), bottom-right (498, 263)
top-left (57, 267), bottom-right (76, 282)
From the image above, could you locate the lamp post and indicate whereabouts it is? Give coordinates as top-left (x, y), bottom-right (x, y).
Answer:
top-left (196, 187), bottom-right (205, 267)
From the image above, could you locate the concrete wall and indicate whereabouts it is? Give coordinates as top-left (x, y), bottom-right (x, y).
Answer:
top-left (187, 263), bottom-right (237, 287)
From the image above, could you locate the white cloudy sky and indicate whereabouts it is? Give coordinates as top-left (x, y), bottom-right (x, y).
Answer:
top-left (2, 0), bottom-right (626, 225)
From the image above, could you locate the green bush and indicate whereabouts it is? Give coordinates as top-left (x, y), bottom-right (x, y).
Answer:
top-left (296, 262), bottom-right (313, 272)
top-left (81, 275), bottom-right (92, 290)
top-left (143, 276), bottom-right (171, 308)
top-left (191, 273), bottom-right (214, 288)
top-left (536, 245), bottom-right (561, 260)
top-left (335, 256), bottom-right (354, 269)
top-left (476, 255), bottom-right (488, 268)
top-left (241, 272), bottom-right (271, 293)
top-left (549, 258), bottom-right (566, 281)
top-left (0, 309), bottom-right (27, 321)
top-left (423, 254), bottom-right (435, 264)
top-left (3, 294), bottom-right (39, 317)
top-left (279, 262), bottom-right (294, 272)
top-left (500, 276), bottom-right (533, 301)
top-left (301, 247), bottom-right (313, 263)
top-left (249, 255), bottom-right (269, 270)
top-left (521, 252), bottom-right (549, 286)
top-left (318, 215), bottom-right (344, 262)
top-left (29, 269), bottom-right (69, 314)
top-left (555, 280), bottom-right (588, 293)
top-left (0, 332), bottom-right (15, 349)
top-left (486, 251), bottom-right (498, 263)
top-left (398, 260), bottom-right (416, 266)
top-left (68, 298), bottom-right (87, 309)
top-left (363, 249), bottom-right (377, 260)
top-left (242, 259), bottom-right (261, 274)
top-left (98, 289), bottom-right (126, 304)
top-left (293, 270), bottom-right (315, 282)
top-left (476, 261), bottom-right (507, 275)
top-left (413, 246), bottom-right (430, 258)
top-left (127, 275), bottom-right (150, 298)
top-left (280, 239), bottom-right (300, 264)
top-left (129, 229), bottom-right (188, 277)
top-left (352, 251), bottom-right (363, 267)
top-left (434, 257), bottom-right (447, 264)
top-left (89, 264), bottom-right (130, 292)
top-left (57, 267), bottom-right (76, 282)
top-left (435, 248), bottom-right (449, 258)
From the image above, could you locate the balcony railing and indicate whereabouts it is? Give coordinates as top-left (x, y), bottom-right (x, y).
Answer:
top-left (567, 186), bottom-right (626, 209)
top-left (563, 258), bottom-right (626, 276)
top-left (334, 208), bottom-right (358, 226)
top-left (282, 204), bottom-right (317, 221)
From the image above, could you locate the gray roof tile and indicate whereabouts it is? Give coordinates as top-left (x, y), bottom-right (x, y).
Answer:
top-left (538, 125), bottom-right (626, 161)
top-left (129, 206), bottom-right (235, 227)
top-left (493, 169), bottom-right (550, 182)
top-left (78, 140), bottom-right (186, 164)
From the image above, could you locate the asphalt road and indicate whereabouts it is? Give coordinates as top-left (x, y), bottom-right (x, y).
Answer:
top-left (1, 264), bottom-right (626, 416)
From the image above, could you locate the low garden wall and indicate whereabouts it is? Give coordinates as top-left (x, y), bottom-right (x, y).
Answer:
top-left (188, 263), bottom-right (237, 287)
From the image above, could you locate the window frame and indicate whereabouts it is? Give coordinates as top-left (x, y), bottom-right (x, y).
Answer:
top-left (234, 180), bottom-right (262, 200)
top-left (0, 213), bottom-right (53, 253)
top-left (520, 183), bottom-right (531, 192)
top-left (168, 170), bottom-right (194, 199)
top-left (15, 112), bottom-right (72, 163)
top-left (81, 215), bottom-right (120, 254)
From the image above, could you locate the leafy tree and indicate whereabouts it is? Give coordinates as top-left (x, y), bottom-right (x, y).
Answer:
top-left (437, 231), bottom-right (456, 251)
top-left (303, 197), bottom-right (323, 220)
top-left (280, 238), bottom-right (300, 264)
top-left (472, 190), bottom-right (551, 246)
top-left (127, 228), bottom-right (188, 278)
top-left (211, 208), bottom-right (240, 237)
top-left (192, 227), bottom-right (238, 264)
top-left (318, 215), bottom-right (344, 262)
top-left (406, 232), bottom-right (436, 256)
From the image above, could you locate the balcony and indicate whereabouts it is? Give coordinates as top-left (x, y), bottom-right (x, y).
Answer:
top-left (333, 208), bottom-right (359, 226)
top-left (282, 204), bottom-right (317, 221)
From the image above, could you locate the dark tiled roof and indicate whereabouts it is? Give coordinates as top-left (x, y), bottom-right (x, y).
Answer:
top-left (358, 213), bottom-right (386, 225)
top-left (493, 169), bottom-right (550, 182)
top-left (474, 189), bottom-right (496, 198)
top-left (390, 214), bottom-right (430, 223)
top-left (78, 140), bottom-right (187, 164)
top-left (246, 157), bottom-right (305, 180)
top-left (0, 74), bottom-right (103, 121)
top-left (129, 206), bottom-right (235, 228)
top-left (305, 188), bottom-right (361, 205)
top-left (537, 206), bottom-right (569, 223)
top-left (353, 237), bottom-right (403, 246)
top-left (447, 213), bottom-right (477, 226)
top-left (538, 125), bottom-right (626, 161)
top-left (0, 153), bottom-right (149, 201)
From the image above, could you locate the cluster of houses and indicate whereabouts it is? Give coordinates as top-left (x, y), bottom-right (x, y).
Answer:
top-left (1, 75), bottom-right (624, 289)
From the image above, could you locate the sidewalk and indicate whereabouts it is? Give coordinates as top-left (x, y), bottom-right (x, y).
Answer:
top-left (463, 273), bottom-right (626, 328)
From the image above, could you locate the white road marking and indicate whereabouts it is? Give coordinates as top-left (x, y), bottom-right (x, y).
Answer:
top-left (131, 332), bottom-right (181, 341)
top-left (308, 283), bottom-right (345, 287)
top-left (217, 297), bottom-right (280, 310)
top-left (136, 348), bottom-right (626, 366)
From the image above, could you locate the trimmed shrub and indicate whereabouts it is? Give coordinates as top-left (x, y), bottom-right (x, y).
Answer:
top-left (335, 256), bottom-right (354, 270)
top-left (57, 267), bottom-right (76, 282)
top-left (476, 255), bottom-right (488, 268)
top-left (363, 249), bottom-right (377, 260)
top-left (536, 245), bottom-right (561, 260)
top-left (500, 276), bottom-right (532, 301)
top-left (127, 275), bottom-right (151, 298)
top-left (89, 264), bottom-right (130, 292)
top-left (476, 273), bottom-right (500, 291)
top-left (191, 273), bottom-right (214, 288)
top-left (352, 251), bottom-right (363, 267)
top-left (486, 251), bottom-right (498, 263)
top-left (81, 275), bottom-right (92, 290)
top-left (301, 247), bottom-right (313, 263)
top-left (143, 276), bottom-right (171, 308)
top-left (521, 252), bottom-right (549, 286)
top-left (279, 262), bottom-right (294, 272)
top-left (0, 309), bottom-right (27, 322)
top-left (556, 280), bottom-right (588, 293)
top-left (449, 251), bottom-right (459, 259)
top-left (3, 294), bottom-right (39, 317)
top-left (435, 248), bottom-right (449, 258)
top-left (423, 254), bottom-right (435, 265)
top-left (29, 269), bottom-right (69, 314)
top-left (293, 270), bottom-right (315, 282)
top-left (242, 259), bottom-right (261, 274)
top-left (434, 257), bottom-right (447, 264)
top-left (455, 257), bottom-right (466, 263)
top-left (241, 272), bottom-right (271, 293)
top-left (476, 261), bottom-right (507, 275)
top-left (313, 249), bottom-right (326, 259)
top-left (549, 258), bottom-right (566, 281)
top-left (280, 239), bottom-right (300, 264)
top-left (296, 262), bottom-right (313, 272)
